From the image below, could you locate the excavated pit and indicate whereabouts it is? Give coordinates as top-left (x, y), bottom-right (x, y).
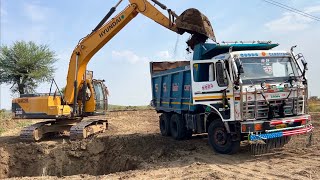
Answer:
top-left (0, 132), bottom-right (202, 178)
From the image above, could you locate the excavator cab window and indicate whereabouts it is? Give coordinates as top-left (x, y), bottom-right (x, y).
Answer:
top-left (93, 80), bottom-right (108, 113)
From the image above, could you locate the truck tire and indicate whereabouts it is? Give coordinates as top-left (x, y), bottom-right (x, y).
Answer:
top-left (208, 120), bottom-right (240, 154)
top-left (170, 114), bottom-right (186, 140)
top-left (159, 113), bottom-right (171, 136)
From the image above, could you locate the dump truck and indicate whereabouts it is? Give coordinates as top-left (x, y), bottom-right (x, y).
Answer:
top-left (150, 42), bottom-right (313, 154)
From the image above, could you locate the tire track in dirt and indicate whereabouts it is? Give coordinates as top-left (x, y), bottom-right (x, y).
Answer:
top-left (201, 154), bottom-right (292, 180)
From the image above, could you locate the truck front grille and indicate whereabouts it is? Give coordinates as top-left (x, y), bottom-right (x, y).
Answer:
top-left (243, 97), bottom-right (304, 120)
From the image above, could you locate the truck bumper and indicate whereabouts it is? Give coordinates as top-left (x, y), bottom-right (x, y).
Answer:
top-left (249, 124), bottom-right (313, 141)
top-left (241, 115), bottom-right (314, 141)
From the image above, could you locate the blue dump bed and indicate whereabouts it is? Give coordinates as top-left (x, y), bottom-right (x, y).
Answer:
top-left (150, 61), bottom-right (195, 113)
top-left (150, 42), bottom-right (278, 113)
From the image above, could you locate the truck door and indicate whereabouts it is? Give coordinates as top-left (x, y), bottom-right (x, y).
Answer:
top-left (190, 59), bottom-right (229, 105)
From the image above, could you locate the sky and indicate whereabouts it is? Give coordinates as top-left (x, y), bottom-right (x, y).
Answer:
top-left (0, 0), bottom-right (320, 109)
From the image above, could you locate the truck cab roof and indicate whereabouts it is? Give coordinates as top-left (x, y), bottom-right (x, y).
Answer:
top-left (193, 42), bottom-right (279, 60)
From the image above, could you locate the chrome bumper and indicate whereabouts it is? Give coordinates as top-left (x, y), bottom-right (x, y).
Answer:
top-left (250, 124), bottom-right (313, 141)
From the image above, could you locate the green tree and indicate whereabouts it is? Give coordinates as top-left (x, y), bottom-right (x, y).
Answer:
top-left (0, 41), bottom-right (57, 95)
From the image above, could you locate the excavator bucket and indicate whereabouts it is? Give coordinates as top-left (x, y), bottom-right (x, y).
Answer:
top-left (175, 8), bottom-right (216, 49)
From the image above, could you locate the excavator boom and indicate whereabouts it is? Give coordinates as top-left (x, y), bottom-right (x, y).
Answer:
top-left (64, 0), bottom-right (215, 106)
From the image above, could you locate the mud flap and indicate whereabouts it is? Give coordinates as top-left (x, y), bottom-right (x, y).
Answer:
top-left (306, 131), bottom-right (313, 147)
top-left (249, 136), bottom-right (291, 155)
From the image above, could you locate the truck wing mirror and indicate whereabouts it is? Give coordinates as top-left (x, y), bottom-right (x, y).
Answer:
top-left (301, 58), bottom-right (308, 71)
top-left (235, 58), bottom-right (244, 74)
top-left (216, 62), bottom-right (229, 87)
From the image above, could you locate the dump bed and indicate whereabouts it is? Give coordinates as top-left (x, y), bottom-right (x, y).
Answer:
top-left (150, 61), bottom-right (197, 113)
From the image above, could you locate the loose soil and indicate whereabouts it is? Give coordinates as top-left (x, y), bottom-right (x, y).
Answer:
top-left (0, 110), bottom-right (319, 180)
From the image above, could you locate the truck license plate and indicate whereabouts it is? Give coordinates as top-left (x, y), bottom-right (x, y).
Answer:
top-left (276, 124), bottom-right (287, 129)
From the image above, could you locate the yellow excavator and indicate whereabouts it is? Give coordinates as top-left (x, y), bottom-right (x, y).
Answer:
top-left (11, 0), bottom-right (215, 141)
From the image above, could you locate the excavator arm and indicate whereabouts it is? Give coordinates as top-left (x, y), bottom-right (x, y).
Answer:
top-left (64, 0), bottom-right (215, 110)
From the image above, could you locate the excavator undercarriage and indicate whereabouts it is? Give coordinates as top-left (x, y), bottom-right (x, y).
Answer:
top-left (13, 76), bottom-right (109, 141)
top-left (20, 118), bottom-right (108, 141)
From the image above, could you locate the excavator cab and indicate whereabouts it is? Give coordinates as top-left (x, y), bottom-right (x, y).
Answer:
top-left (81, 71), bottom-right (108, 115)
top-left (92, 79), bottom-right (108, 114)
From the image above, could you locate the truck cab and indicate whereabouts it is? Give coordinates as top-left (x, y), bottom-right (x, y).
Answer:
top-left (192, 49), bottom-right (307, 118)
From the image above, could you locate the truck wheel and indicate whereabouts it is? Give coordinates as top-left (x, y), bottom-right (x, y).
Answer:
top-left (208, 121), bottom-right (240, 154)
top-left (170, 114), bottom-right (186, 140)
top-left (159, 113), bottom-right (171, 136)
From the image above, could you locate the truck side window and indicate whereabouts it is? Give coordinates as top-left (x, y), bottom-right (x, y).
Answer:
top-left (216, 62), bottom-right (228, 87)
top-left (193, 63), bottom-right (215, 82)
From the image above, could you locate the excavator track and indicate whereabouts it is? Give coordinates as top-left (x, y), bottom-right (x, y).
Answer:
top-left (20, 121), bottom-right (56, 141)
top-left (70, 119), bottom-right (108, 140)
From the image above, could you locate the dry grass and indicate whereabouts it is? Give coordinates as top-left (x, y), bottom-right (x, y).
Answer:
top-left (108, 104), bottom-right (153, 111)
top-left (0, 111), bottom-right (11, 135)
top-left (0, 112), bottom-right (11, 121)
top-left (0, 127), bottom-right (4, 135)
top-left (309, 102), bottom-right (320, 112)
top-left (308, 97), bottom-right (320, 112)
top-left (0, 111), bottom-right (33, 136)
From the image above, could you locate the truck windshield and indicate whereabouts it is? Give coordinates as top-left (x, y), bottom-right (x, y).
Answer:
top-left (239, 57), bottom-right (298, 83)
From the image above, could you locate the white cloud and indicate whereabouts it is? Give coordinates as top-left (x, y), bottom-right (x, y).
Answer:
top-left (265, 12), bottom-right (311, 31)
top-left (0, 7), bottom-right (7, 16)
top-left (111, 50), bottom-right (150, 64)
top-left (24, 2), bottom-right (50, 22)
top-left (0, 7), bottom-right (8, 24)
top-left (111, 49), bottom-right (189, 65)
top-left (14, 2), bottom-right (56, 43)
top-left (265, 5), bottom-right (320, 32)
top-left (305, 5), bottom-right (320, 14)
top-left (156, 50), bottom-right (172, 59)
